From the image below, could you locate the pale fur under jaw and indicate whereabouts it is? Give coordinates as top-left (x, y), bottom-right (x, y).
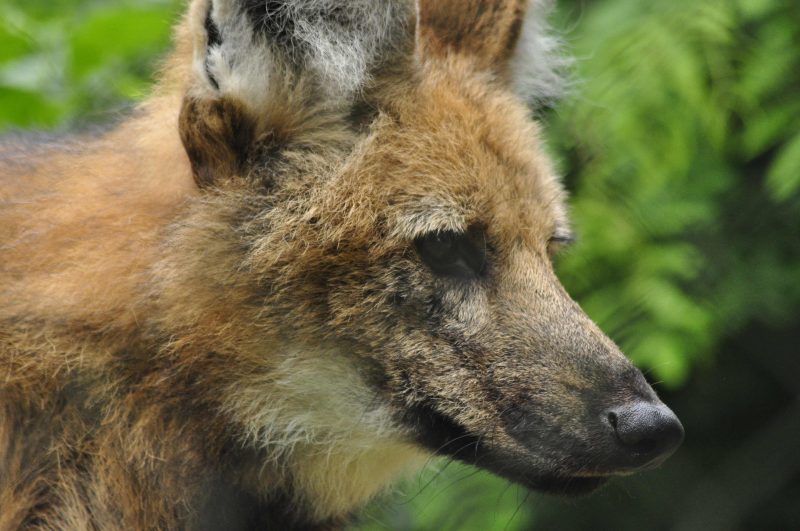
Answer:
top-left (221, 346), bottom-right (428, 520)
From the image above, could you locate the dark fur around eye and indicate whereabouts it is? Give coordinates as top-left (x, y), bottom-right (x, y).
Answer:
top-left (415, 229), bottom-right (487, 279)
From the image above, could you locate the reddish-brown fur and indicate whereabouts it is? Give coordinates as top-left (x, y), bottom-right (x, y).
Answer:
top-left (0, 1), bottom-right (680, 529)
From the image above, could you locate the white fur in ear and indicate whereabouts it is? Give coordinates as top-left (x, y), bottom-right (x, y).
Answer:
top-left (510, 0), bottom-right (573, 107)
top-left (191, 0), bottom-right (276, 110)
top-left (277, 0), bottom-right (408, 100)
top-left (189, 0), bottom-right (409, 108)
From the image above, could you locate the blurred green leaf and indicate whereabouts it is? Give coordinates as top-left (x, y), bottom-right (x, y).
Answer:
top-left (742, 101), bottom-right (800, 157)
top-left (0, 19), bottom-right (35, 62)
top-left (69, 6), bottom-right (174, 79)
top-left (631, 332), bottom-right (691, 387)
top-left (0, 86), bottom-right (63, 128)
top-left (766, 132), bottom-right (800, 201)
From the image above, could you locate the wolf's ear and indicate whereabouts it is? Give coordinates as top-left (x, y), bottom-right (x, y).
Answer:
top-left (179, 0), bottom-right (409, 187)
top-left (415, 0), bottom-right (569, 104)
top-left (416, 0), bottom-right (528, 72)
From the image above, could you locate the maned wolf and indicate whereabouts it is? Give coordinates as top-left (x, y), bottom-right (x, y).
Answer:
top-left (0, 0), bottom-right (684, 529)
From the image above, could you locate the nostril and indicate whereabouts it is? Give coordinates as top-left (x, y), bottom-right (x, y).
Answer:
top-left (607, 411), bottom-right (618, 430)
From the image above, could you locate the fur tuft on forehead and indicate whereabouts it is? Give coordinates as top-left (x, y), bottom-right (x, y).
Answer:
top-left (510, 0), bottom-right (572, 107)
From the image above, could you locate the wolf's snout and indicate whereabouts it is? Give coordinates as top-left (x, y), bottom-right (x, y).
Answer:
top-left (605, 401), bottom-right (684, 468)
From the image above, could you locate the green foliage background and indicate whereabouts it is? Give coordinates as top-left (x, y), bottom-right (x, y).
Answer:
top-left (2, 0), bottom-right (798, 529)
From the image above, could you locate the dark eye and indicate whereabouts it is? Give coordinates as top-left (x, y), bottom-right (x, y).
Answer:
top-left (547, 229), bottom-right (576, 254)
top-left (415, 229), bottom-right (487, 279)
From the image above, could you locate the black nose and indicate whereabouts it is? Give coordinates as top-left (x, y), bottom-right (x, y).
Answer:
top-left (606, 401), bottom-right (684, 468)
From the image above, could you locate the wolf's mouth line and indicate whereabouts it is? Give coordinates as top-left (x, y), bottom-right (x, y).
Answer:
top-left (407, 403), bottom-right (651, 482)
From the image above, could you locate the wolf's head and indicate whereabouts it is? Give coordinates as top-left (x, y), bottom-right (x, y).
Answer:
top-left (168, 0), bottom-right (683, 520)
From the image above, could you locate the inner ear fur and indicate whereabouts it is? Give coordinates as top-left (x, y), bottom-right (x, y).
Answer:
top-left (416, 0), bottom-right (529, 73)
top-left (179, 97), bottom-right (257, 188)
